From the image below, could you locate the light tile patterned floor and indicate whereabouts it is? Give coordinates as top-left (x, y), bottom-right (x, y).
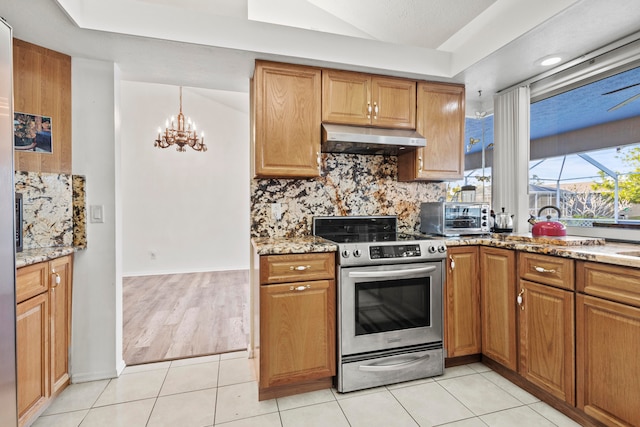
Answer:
top-left (34, 352), bottom-right (582, 427)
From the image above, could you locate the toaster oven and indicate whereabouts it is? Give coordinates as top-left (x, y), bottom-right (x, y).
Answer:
top-left (420, 202), bottom-right (490, 236)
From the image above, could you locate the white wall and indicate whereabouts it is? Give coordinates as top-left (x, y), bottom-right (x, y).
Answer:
top-left (120, 82), bottom-right (250, 276)
top-left (71, 58), bottom-right (125, 382)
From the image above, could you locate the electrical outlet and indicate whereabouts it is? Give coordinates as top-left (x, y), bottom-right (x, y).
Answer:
top-left (271, 203), bottom-right (282, 221)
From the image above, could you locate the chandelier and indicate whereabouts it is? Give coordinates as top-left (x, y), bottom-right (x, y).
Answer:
top-left (154, 86), bottom-right (207, 152)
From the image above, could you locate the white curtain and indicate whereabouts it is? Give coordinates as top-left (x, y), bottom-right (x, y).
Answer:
top-left (493, 86), bottom-right (530, 233)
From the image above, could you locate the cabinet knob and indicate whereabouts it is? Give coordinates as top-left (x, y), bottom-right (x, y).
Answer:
top-left (517, 289), bottom-right (524, 310)
top-left (290, 284), bottom-right (311, 291)
top-left (533, 265), bottom-right (556, 274)
top-left (290, 265), bottom-right (311, 271)
top-left (418, 156), bottom-right (423, 171)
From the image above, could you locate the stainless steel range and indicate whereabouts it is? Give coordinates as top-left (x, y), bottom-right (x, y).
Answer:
top-left (313, 216), bottom-right (447, 393)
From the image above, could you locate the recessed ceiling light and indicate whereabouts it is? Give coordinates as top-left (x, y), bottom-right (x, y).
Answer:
top-left (539, 56), bottom-right (562, 67)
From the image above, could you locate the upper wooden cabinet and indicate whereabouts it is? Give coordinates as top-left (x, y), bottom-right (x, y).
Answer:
top-left (252, 61), bottom-right (322, 179)
top-left (480, 247), bottom-right (517, 371)
top-left (398, 82), bottom-right (465, 181)
top-left (322, 70), bottom-right (416, 129)
top-left (445, 246), bottom-right (481, 358)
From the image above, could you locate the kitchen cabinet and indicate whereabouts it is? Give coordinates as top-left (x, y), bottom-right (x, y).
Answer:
top-left (480, 247), bottom-right (517, 370)
top-left (257, 252), bottom-right (336, 400)
top-left (445, 246), bottom-right (481, 358)
top-left (322, 69), bottom-right (416, 129)
top-left (398, 82), bottom-right (465, 181)
top-left (252, 60), bottom-right (322, 178)
top-left (576, 261), bottom-right (640, 426)
top-left (518, 253), bottom-right (575, 405)
top-left (16, 255), bottom-right (73, 427)
top-left (16, 292), bottom-right (49, 426)
top-left (49, 256), bottom-right (73, 395)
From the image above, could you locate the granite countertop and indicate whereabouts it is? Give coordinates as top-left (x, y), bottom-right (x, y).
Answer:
top-left (16, 246), bottom-right (78, 268)
top-left (252, 233), bottom-right (640, 269)
top-left (252, 236), bottom-right (338, 256)
top-left (439, 233), bottom-right (640, 269)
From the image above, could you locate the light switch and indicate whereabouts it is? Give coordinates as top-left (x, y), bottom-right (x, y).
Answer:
top-left (90, 205), bottom-right (104, 223)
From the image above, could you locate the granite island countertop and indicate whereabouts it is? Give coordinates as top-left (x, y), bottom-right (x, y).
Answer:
top-left (16, 246), bottom-right (78, 268)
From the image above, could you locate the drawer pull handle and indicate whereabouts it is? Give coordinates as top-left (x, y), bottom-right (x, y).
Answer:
top-left (290, 265), bottom-right (311, 271)
top-left (517, 289), bottom-right (524, 310)
top-left (533, 265), bottom-right (556, 274)
top-left (52, 272), bottom-right (61, 286)
top-left (290, 285), bottom-right (311, 292)
top-left (449, 255), bottom-right (455, 271)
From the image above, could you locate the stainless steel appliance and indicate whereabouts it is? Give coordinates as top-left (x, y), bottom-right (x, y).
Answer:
top-left (0, 18), bottom-right (18, 427)
top-left (15, 193), bottom-right (22, 252)
top-left (420, 202), bottom-right (490, 236)
top-left (321, 124), bottom-right (426, 156)
top-left (313, 216), bottom-right (446, 393)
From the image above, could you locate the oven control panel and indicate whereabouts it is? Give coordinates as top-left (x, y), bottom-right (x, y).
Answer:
top-left (370, 244), bottom-right (421, 259)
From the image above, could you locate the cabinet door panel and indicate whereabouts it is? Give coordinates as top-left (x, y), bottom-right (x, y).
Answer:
top-left (519, 280), bottom-right (574, 404)
top-left (371, 77), bottom-right (416, 129)
top-left (260, 280), bottom-right (335, 387)
top-left (50, 255), bottom-right (72, 395)
top-left (254, 61), bottom-right (321, 178)
top-left (17, 293), bottom-right (49, 424)
top-left (398, 82), bottom-right (464, 181)
top-left (445, 247), bottom-right (481, 357)
top-left (322, 70), bottom-right (371, 125)
top-left (480, 247), bottom-right (517, 370)
top-left (577, 294), bottom-right (640, 427)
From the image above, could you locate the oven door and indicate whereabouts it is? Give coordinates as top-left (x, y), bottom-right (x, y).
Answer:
top-left (339, 261), bottom-right (443, 356)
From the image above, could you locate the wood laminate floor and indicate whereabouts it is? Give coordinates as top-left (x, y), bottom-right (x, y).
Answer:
top-left (123, 270), bottom-right (250, 366)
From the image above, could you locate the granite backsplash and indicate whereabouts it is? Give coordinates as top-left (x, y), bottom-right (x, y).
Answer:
top-left (15, 171), bottom-right (86, 250)
top-left (250, 153), bottom-right (447, 238)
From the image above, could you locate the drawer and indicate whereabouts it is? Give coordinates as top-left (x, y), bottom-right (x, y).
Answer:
top-left (577, 261), bottom-right (640, 308)
top-left (16, 261), bottom-right (49, 303)
top-left (260, 253), bottom-right (335, 284)
top-left (519, 252), bottom-right (574, 290)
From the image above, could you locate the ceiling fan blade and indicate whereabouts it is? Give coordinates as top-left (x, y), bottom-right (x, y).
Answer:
top-left (602, 82), bottom-right (640, 96)
top-left (607, 92), bottom-right (640, 112)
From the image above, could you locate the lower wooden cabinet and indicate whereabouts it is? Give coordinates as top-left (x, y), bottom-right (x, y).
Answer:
top-left (445, 246), bottom-right (481, 357)
top-left (480, 247), bottom-right (517, 370)
top-left (518, 279), bottom-right (574, 404)
top-left (257, 252), bottom-right (336, 400)
top-left (16, 292), bottom-right (49, 425)
top-left (16, 254), bottom-right (73, 427)
top-left (576, 294), bottom-right (640, 426)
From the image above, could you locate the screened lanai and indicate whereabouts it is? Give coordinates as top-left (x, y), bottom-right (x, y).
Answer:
top-left (458, 58), bottom-right (640, 227)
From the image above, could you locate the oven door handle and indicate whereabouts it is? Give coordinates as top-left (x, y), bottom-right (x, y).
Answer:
top-left (348, 266), bottom-right (436, 278)
top-left (358, 353), bottom-right (431, 372)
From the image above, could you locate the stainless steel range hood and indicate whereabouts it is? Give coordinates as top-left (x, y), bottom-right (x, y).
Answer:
top-left (321, 124), bottom-right (426, 156)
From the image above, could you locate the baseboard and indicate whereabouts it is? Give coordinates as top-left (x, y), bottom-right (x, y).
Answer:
top-left (123, 267), bottom-right (250, 277)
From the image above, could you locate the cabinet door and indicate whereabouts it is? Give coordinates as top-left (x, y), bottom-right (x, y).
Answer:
top-left (253, 61), bottom-right (321, 178)
top-left (322, 70), bottom-right (371, 126)
top-left (576, 294), bottom-right (640, 427)
top-left (445, 246), bottom-right (481, 357)
top-left (260, 280), bottom-right (336, 388)
top-left (398, 82), bottom-right (464, 181)
top-left (50, 255), bottom-right (72, 395)
top-left (480, 247), bottom-right (517, 370)
top-left (518, 280), bottom-right (574, 404)
top-left (370, 76), bottom-right (416, 129)
top-left (17, 293), bottom-right (49, 425)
